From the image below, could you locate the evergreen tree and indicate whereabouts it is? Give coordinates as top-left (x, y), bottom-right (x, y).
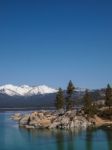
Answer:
top-left (105, 84), bottom-right (112, 109)
top-left (55, 88), bottom-right (64, 110)
top-left (83, 89), bottom-right (96, 117)
top-left (66, 80), bottom-right (75, 110)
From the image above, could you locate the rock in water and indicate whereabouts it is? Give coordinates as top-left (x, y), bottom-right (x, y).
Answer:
top-left (19, 114), bottom-right (30, 126)
top-left (11, 113), bottom-right (22, 121)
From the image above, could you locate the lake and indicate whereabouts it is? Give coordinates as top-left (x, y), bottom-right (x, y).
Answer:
top-left (0, 112), bottom-right (112, 150)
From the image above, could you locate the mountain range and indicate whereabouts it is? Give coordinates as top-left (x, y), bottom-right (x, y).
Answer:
top-left (0, 84), bottom-right (105, 109)
top-left (0, 84), bottom-right (57, 96)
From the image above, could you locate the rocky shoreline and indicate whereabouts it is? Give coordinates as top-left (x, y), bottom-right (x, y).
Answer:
top-left (11, 110), bottom-right (112, 129)
top-left (11, 110), bottom-right (94, 129)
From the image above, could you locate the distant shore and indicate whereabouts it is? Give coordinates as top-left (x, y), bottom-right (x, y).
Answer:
top-left (0, 106), bottom-right (81, 112)
top-left (0, 107), bottom-right (56, 112)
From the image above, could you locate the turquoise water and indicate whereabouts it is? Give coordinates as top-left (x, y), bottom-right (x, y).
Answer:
top-left (0, 112), bottom-right (112, 150)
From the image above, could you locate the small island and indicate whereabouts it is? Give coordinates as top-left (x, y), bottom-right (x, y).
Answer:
top-left (11, 81), bottom-right (112, 130)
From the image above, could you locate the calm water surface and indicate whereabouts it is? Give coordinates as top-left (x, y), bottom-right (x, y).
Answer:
top-left (0, 112), bottom-right (112, 150)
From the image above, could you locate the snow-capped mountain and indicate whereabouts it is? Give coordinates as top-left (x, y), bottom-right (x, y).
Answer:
top-left (75, 87), bottom-right (86, 92)
top-left (0, 84), bottom-right (57, 96)
top-left (0, 85), bottom-right (105, 108)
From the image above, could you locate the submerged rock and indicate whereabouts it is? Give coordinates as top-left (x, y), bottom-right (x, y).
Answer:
top-left (25, 125), bottom-right (35, 129)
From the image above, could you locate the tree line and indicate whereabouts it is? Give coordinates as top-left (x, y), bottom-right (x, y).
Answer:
top-left (55, 80), bottom-right (75, 111)
top-left (55, 81), bottom-right (112, 117)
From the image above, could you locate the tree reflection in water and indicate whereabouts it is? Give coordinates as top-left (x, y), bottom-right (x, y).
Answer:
top-left (54, 129), bottom-right (64, 150)
top-left (19, 127), bottom-right (83, 150)
top-left (19, 126), bottom-right (112, 150)
top-left (85, 126), bottom-right (112, 150)
top-left (103, 126), bottom-right (112, 150)
top-left (85, 127), bottom-right (94, 150)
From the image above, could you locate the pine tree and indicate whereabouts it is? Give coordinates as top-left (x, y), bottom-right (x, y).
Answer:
top-left (66, 80), bottom-right (75, 110)
top-left (83, 89), bottom-right (96, 117)
top-left (105, 84), bottom-right (112, 109)
top-left (55, 88), bottom-right (64, 110)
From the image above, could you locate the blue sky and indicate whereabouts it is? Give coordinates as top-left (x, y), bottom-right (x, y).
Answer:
top-left (0, 0), bottom-right (112, 89)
